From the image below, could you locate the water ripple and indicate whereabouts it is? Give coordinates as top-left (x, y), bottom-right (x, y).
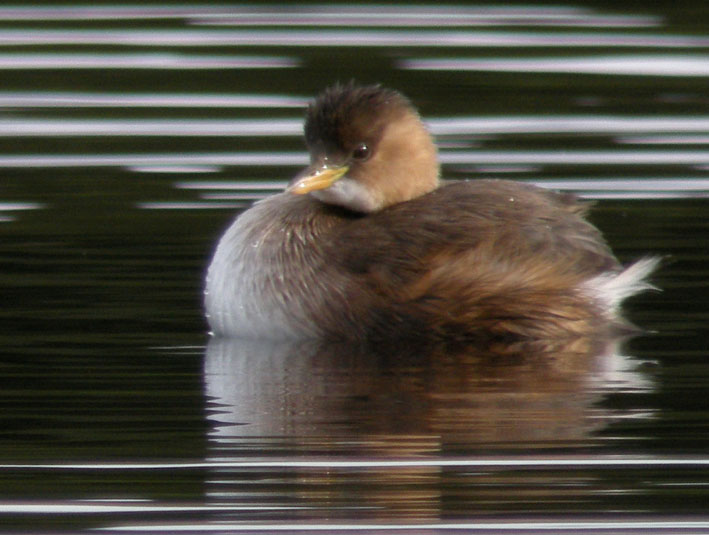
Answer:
top-left (402, 55), bottom-right (709, 76)
top-left (2, 116), bottom-right (708, 137)
top-left (0, 5), bottom-right (661, 28)
top-left (0, 92), bottom-right (307, 108)
top-left (0, 151), bottom-right (707, 169)
top-left (95, 519), bottom-right (709, 533)
top-left (4, 456), bottom-right (709, 470)
top-left (0, 53), bottom-right (297, 70)
top-left (0, 29), bottom-right (705, 48)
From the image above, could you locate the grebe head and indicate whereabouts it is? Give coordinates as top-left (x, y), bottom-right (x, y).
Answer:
top-left (287, 82), bottom-right (440, 213)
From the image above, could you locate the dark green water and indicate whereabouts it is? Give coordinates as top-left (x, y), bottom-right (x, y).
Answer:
top-left (1, 3), bottom-right (708, 533)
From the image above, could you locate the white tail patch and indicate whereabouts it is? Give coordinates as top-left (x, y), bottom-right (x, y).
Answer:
top-left (583, 257), bottom-right (661, 315)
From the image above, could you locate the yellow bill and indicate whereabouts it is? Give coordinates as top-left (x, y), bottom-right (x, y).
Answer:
top-left (287, 165), bottom-right (349, 195)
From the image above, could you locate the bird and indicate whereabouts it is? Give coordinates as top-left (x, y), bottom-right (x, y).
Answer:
top-left (204, 82), bottom-right (657, 347)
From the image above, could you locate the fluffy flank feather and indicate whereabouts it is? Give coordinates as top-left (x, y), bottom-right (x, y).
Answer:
top-left (365, 249), bottom-right (605, 345)
top-left (582, 257), bottom-right (660, 315)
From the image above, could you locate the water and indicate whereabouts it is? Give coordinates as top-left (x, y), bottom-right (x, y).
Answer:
top-left (1, 3), bottom-right (708, 533)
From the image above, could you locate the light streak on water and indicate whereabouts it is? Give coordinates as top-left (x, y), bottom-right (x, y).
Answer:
top-left (526, 178), bottom-right (709, 199)
top-left (0, 202), bottom-right (43, 211)
top-left (429, 116), bottom-right (709, 136)
top-left (128, 165), bottom-right (223, 174)
top-left (0, 29), bottom-right (704, 48)
top-left (617, 135), bottom-right (709, 145)
top-left (94, 519), bottom-right (709, 533)
top-left (0, 92), bottom-right (307, 108)
top-left (528, 178), bottom-right (709, 192)
top-left (0, 501), bottom-right (295, 514)
top-left (200, 192), bottom-right (274, 201)
top-left (0, 6), bottom-right (661, 28)
top-left (0, 53), bottom-right (297, 70)
top-left (3, 456), bottom-right (709, 470)
top-left (439, 150), bottom-right (709, 166)
top-left (176, 181), bottom-right (286, 191)
top-left (578, 191), bottom-right (709, 199)
top-left (194, 9), bottom-right (660, 29)
top-left (0, 152), bottom-right (307, 168)
top-left (137, 202), bottom-right (248, 210)
top-left (402, 55), bottom-right (709, 77)
top-left (1, 151), bottom-right (708, 169)
top-left (0, 116), bottom-right (706, 138)
top-left (0, 119), bottom-right (302, 137)
top-left (0, 201), bottom-right (43, 221)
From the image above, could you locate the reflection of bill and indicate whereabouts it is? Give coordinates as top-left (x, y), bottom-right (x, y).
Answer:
top-left (204, 336), bottom-right (654, 444)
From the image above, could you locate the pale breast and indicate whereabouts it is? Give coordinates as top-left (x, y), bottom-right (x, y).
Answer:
top-left (204, 194), bottom-right (356, 339)
top-left (205, 196), bottom-right (307, 338)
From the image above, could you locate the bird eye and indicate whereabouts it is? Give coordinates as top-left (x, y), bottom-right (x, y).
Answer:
top-left (352, 143), bottom-right (371, 161)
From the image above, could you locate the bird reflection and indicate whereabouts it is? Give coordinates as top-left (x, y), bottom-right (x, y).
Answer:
top-left (204, 335), bottom-right (652, 447)
top-left (203, 336), bottom-right (653, 522)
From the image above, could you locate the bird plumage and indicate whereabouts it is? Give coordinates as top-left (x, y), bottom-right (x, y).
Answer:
top-left (205, 83), bottom-right (657, 345)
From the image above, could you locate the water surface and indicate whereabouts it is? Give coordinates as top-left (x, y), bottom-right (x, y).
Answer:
top-left (1, 3), bottom-right (708, 534)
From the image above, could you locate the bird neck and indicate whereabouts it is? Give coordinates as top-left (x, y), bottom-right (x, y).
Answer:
top-left (364, 111), bottom-right (441, 210)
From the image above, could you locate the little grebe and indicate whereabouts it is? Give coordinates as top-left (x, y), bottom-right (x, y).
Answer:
top-left (205, 83), bottom-right (657, 343)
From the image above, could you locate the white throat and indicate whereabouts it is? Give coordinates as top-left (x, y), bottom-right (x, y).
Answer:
top-left (312, 176), bottom-right (381, 213)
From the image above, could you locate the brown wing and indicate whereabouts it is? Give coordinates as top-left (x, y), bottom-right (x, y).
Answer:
top-left (323, 180), bottom-right (620, 343)
top-left (335, 180), bottom-right (617, 283)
